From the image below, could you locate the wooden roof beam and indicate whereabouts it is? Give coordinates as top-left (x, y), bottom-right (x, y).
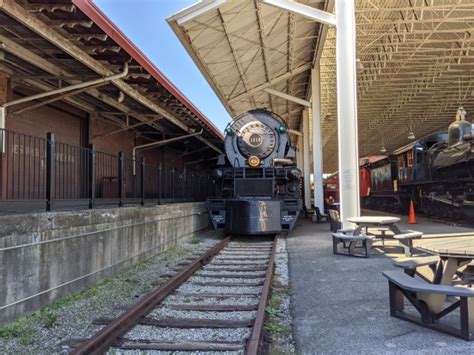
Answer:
top-left (0, 0), bottom-right (223, 154)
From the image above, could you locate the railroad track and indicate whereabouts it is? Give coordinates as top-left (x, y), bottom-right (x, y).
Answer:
top-left (70, 236), bottom-right (277, 355)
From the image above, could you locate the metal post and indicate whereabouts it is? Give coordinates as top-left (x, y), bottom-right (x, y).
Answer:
top-left (158, 163), bottom-right (162, 204)
top-left (140, 157), bottom-right (145, 206)
top-left (335, 0), bottom-right (360, 227)
top-left (89, 144), bottom-right (96, 209)
top-left (118, 151), bottom-right (124, 207)
top-left (0, 107), bottom-right (5, 153)
top-left (311, 65), bottom-right (325, 216)
top-left (46, 132), bottom-right (55, 211)
top-left (302, 109), bottom-right (311, 211)
top-left (172, 167), bottom-right (175, 202)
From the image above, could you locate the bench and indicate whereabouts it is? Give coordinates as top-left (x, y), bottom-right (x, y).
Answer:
top-left (393, 230), bottom-right (423, 256)
top-left (332, 232), bottom-right (373, 258)
top-left (312, 207), bottom-right (328, 223)
top-left (393, 255), bottom-right (439, 279)
top-left (328, 209), bottom-right (341, 232)
top-left (382, 270), bottom-right (474, 340)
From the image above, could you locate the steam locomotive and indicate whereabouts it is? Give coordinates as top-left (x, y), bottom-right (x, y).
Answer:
top-left (206, 109), bottom-right (303, 235)
top-left (325, 107), bottom-right (474, 221)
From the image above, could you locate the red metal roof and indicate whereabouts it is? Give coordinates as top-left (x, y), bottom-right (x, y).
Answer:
top-left (72, 0), bottom-right (224, 140)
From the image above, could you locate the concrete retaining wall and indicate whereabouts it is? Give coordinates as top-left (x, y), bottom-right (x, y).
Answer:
top-left (0, 202), bottom-right (208, 324)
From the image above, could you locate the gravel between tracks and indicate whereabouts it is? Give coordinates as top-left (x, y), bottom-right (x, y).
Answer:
top-left (110, 350), bottom-right (243, 355)
top-left (150, 308), bottom-right (257, 321)
top-left (176, 285), bottom-right (262, 295)
top-left (163, 295), bottom-right (260, 307)
top-left (125, 325), bottom-right (251, 342)
top-left (0, 230), bottom-right (222, 354)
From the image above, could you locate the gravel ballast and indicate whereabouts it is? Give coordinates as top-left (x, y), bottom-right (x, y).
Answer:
top-left (0, 234), bottom-right (290, 355)
top-left (125, 325), bottom-right (251, 342)
top-left (0, 230), bottom-right (221, 354)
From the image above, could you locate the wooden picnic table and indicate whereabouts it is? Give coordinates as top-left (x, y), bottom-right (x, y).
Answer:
top-left (413, 235), bottom-right (474, 313)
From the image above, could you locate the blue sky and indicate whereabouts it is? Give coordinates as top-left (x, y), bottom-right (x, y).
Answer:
top-left (94, 0), bottom-right (232, 132)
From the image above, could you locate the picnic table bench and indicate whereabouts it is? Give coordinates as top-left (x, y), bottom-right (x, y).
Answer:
top-left (383, 270), bottom-right (474, 340)
top-left (393, 255), bottom-right (439, 279)
top-left (332, 232), bottom-right (373, 258)
top-left (332, 216), bottom-right (423, 257)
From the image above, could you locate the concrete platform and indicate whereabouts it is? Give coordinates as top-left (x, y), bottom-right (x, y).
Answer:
top-left (287, 213), bottom-right (474, 354)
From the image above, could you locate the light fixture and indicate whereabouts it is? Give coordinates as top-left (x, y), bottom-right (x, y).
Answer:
top-left (408, 132), bottom-right (416, 140)
top-left (380, 132), bottom-right (387, 153)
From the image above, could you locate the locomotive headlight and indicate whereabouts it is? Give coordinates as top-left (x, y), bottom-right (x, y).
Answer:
top-left (248, 155), bottom-right (261, 167)
top-left (212, 168), bottom-right (223, 180)
top-left (278, 125), bottom-right (286, 133)
top-left (288, 168), bottom-right (302, 180)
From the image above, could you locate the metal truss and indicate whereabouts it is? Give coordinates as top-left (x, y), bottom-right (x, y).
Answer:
top-left (170, 0), bottom-right (474, 172)
top-left (320, 0), bottom-right (474, 171)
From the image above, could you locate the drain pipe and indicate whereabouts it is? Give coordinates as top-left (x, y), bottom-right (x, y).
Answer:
top-left (0, 63), bottom-right (128, 151)
top-left (132, 129), bottom-right (203, 174)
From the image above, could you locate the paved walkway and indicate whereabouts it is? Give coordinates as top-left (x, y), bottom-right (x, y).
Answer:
top-left (287, 214), bottom-right (474, 354)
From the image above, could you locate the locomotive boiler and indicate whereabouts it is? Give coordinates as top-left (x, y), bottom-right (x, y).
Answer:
top-left (206, 109), bottom-right (303, 235)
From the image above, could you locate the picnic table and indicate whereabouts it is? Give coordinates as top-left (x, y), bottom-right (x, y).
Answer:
top-left (347, 216), bottom-right (402, 235)
top-left (414, 235), bottom-right (474, 313)
top-left (347, 216), bottom-right (422, 256)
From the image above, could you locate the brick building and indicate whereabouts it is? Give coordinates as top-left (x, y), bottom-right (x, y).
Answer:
top-left (0, 0), bottom-right (224, 211)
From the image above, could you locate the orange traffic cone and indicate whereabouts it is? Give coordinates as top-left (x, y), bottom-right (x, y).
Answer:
top-left (408, 200), bottom-right (417, 224)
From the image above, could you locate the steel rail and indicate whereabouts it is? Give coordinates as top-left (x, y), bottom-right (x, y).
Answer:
top-left (72, 236), bottom-right (231, 355)
top-left (245, 236), bottom-right (278, 355)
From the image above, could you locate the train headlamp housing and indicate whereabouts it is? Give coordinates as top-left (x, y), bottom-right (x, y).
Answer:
top-left (288, 168), bottom-right (302, 180)
top-left (212, 168), bottom-right (223, 181)
top-left (248, 155), bottom-right (261, 167)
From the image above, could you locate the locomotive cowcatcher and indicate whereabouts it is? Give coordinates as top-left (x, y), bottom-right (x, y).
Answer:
top-left (206, 109), bottom-right (303, 235)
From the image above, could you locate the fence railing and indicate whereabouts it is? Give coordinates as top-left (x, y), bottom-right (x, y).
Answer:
top-left (0, 129), bottom-right (215, 212)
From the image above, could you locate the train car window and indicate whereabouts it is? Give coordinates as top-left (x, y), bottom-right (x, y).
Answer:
top-left (397, 155), bottom-right (404, 168)
top-left (407, 150), bottom-right (414, 167)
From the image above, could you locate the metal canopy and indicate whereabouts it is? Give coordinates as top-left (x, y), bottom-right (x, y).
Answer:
top-left (169, 0), bottom-right (474, 172)
top-left (168, 0), bottom-right (326, 133)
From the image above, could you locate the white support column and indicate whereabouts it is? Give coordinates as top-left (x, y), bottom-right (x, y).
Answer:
top-left (335, 0), bottom-right (360, 227)
top-left (302, 109), bottom-right (311, 211)
top-left (296, 122), bottom-right (304, 171)
top-left (311, 65), bottom-right (325, 215)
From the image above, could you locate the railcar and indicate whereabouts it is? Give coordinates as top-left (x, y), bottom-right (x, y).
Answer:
top-left (206, 109), bottom-right (303, 235)
top-left (324, 108), bottom-right (474, 221)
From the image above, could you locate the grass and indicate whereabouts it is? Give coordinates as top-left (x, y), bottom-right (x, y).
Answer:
top-left (189, 236), bottom-right (202, 244)
top-left (264, 322), bottom-right (286, 334)
top-left (266, 305), bottom-right (282, 319)
top-left (159, 245), bottom-right (191, 262)
top-left (0, 309), bottom-right (57, 344)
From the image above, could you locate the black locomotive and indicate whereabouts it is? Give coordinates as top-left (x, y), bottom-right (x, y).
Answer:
top-left (206, 109), bottom-right (303, 235)
top-left (363, 107), bottom-right (474, 220)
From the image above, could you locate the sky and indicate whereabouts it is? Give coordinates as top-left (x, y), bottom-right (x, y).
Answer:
top-left (94, 0), bottom-right (232, 132)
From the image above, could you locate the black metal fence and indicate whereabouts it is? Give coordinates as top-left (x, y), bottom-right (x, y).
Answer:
top-left (0, 129), bottom-right (216, 213)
